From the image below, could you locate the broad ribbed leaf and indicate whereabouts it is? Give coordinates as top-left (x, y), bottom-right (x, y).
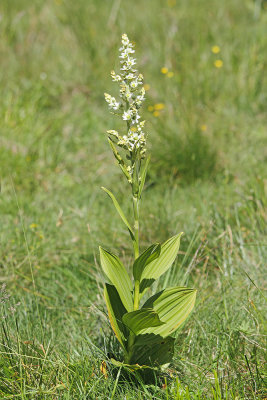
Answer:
top-left (104, 284), bottom-right (128, 347)
top-left (141, 286), bottom-right (196, 337)
top-left (140, 233), bottom-right (183, 293)
top-left (133, 333), bottom-right (169, 347)
top-left (133, 243), bottom-right (161, 281)
top-left (131, 336), bottom-right (175, 366)
top-left (122, 308), bottom-right (164, 335)
top-left (99, 247), bottom-right (133, 311)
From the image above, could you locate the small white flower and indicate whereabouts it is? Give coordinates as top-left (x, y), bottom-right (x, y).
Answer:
top-left (127, 57), bottom-right (136, 66)
top-left (111, 70), bottom-right (121, 82)
top-left (119, 51), bottom-right (128, 59)
top-left (131, 112), bottom-right (141, 124)
top-left (122, 110), bottom-right (133, 120)
top-left (126, 73), bottom-right (135, 80)
top-left (125, 91), bottom-right (132, 101)
top-left (121, 33), bottom-right (130, 46)
top-left (124, 47), bottom-right (135, 54)
top-left (104, 93), bottom-right (120, 110)
top-left (130, 80), bottom-right (138, 89)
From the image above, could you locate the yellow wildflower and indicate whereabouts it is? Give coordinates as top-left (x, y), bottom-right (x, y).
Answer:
top-left (214, 59), bottom-right (223, 68)
top-left (154, 103), bottom-right (165, 111)
top-left (167, 0), bottom-right (176, 7)
top-left (161, 67), bottom-right (168, 74)
top-left (144, 83), bottom-right (150, 91)
top-left (148, 105), bottom-right (154, 112)
top-left (153, 111), bottom-right (160, 117)
top-left (167, 71), bottom-right (174, 78)
top-left (211, 45), bottom-right (220, 54)
top-left (29, 223), bottom-right (38, 229)
top-left (200, 124), bottom-right (207, 132)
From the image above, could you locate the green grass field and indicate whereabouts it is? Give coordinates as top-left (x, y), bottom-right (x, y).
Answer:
top-left (0, 0), bottom-right (266, 398)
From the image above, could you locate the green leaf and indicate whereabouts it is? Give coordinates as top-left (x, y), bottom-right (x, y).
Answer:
top-left (140, 233), bottom-right (183, 293)
top-left (104, 284), bottom-right (128, 347)
top-left (99, 247), bottom-right (133, 311)
top-left (110, 358), bottom-right (154, 371)
top-left (131, 336), bottom-right (175, 366)
top-left (138, 155), bottom-right (150, 199)
top-left (141, 286), bottom-right (196, 337)
top-left (122, 308), bottom-right (164, 335)
top-left (133, 243), bottom-right (161, 281)
top-left (133, 333), bottom-right (170, 347)
top-left (108, 139), bottom-right (131, 181)
top-left (101, 187), bottom-right (134, 238)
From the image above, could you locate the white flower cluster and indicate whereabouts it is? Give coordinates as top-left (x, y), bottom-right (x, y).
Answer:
top-left (104, 34), bottom-right (146, 153)
top-left (104, 93), bottom-right (120, 111)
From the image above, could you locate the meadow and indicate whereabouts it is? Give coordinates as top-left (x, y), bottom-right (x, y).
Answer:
top-left (0, 0), bottom-right (266, 398)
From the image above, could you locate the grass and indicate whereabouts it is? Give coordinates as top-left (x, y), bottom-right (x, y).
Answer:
top-left (0, 0), bottom-right (266, 398)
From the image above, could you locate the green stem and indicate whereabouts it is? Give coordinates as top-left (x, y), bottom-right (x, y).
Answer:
top-left (132, 195), bottom-right (139, 258)
top-left (132, 194), bottom-right (140, 310)
top-left (126, 184), bottom-right (141, 364)
top-left (126, 334), bottom-right (135, 364)
top-left (123, 103), bottom-right (142, 363)
top-left (133, 280), bottom-right (140, 310)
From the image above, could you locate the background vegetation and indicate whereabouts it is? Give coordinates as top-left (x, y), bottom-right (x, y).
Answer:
top-left (0, 0), bottom-right (266, 398)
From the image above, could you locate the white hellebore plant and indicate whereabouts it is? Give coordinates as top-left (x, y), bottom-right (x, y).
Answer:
top-left (100, 34), bottom-right (196, 370)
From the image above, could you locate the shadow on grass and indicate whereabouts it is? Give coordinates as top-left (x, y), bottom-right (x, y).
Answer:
top-left (151, 127), bottom-right (218, 184)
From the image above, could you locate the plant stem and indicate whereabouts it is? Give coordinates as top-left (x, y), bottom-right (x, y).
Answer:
top-left (132, 194), bottom-right (140, 309)
top-left (126, 180), bottom-right (141, 363)
top-left (132, 195), bottom-right (139, 259)
top-left (126, 334), bottom-right (135, 363)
